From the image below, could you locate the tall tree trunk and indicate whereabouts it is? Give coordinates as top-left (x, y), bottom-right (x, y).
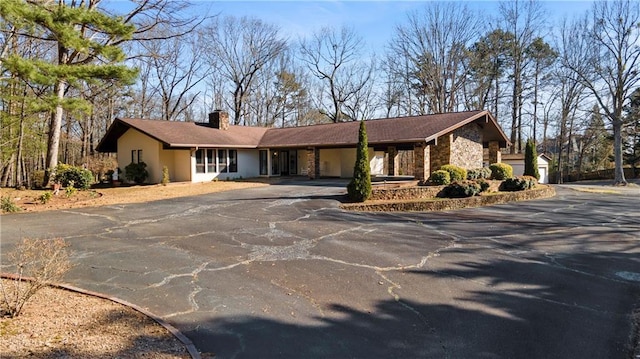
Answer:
top-left (612, 118), bottom-right (626, 184)
top-left (44, 79), bottom-right (66, 186)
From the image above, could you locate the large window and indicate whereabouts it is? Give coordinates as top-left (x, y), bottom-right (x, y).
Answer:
top-left (259, 150), bottom-right (268, 175)
top-left (218, 149), bottom-right (227, 173)
top-left (207, 149), bottom-right (216, 173)
top-left (229, 150), bottom-right (237, 173)
top-left (196, 149), bottom-right (217, 173)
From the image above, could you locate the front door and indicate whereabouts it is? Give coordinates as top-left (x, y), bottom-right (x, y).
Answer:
top-left (280, 150), bottom-right (289, 176)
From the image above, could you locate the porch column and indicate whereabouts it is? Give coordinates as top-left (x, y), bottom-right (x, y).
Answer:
top-left (387, 146), bottom-right (399, 176)
top-left (413, 143), bottom-right (430, 181)
top-left (307, 147), bottom-right (320, 179)
top-left (488, 141), bottom-right (501, 164)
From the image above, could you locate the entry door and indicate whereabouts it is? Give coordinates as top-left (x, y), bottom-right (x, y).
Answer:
top-left (280, 150), bottom-right (289, 175)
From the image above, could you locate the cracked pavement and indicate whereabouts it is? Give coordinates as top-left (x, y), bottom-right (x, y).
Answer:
top-left (1, 179), bottom-right (639, 358)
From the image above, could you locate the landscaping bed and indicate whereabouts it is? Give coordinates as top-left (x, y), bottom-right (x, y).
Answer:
top-left (342, 184), bottom-right (555, 212)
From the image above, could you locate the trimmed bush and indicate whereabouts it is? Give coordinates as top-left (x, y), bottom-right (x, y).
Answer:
top-left (524, 139), bottom-right (540, 180)
top-left (429, 170), bottom-right (451, 185)
top-left (124, 162), bottom-right (149, 184)
top-left (476, 178), bottom-right (491, 192)
top-left (440, 164), bottom-right (467, 182)
top-left (499, 176), bottom-right (535, 192)
top-left (439, 180), bottom-right (482, 198)
top-left (53, 164), bottom-right (93, 189)
top-left (467, 167), bottom-right (491, 180)
top-left (522, 175), bottom-right (538, 189)
top-left (489, 163), bottom-right (513, 180)
top-left (161, 166), bottom-right (170, 186)
top-left (347, 121), bottom-right (372, 202)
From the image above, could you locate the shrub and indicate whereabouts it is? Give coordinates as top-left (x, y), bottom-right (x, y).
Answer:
top-left (39, 191), bottom-right (53, 204)
top-left (522, 175), bottom-right (538, 189)
top-left (489, 163), bottom-right (513, 180)
top-left (0, 238), bottom-right (71, 318)
top-left (161, 166), bottom-right (170, 186)
top-left (476, 178), bottom-right (491, 193)
top-left (466, 167), bottom-right (491, 180)
top-left (524, 139), bottom-right (540, 180)
top-left (499, 176), bottom-right (535, 192)
top-left (347, 121), bottom-right (372, 202)
top-left (1, 196), bottom-right (21, 213)
top-left (429, 170), bottom-right (451, 185)
top-left (64, 183), bottom-right (77, 198)
top-left (124, 162), bottom-right (149, 184)
top-left (53, 164), bottom-right (93, 189)
top-left (440, 164), bottom-right (467, 182)
top-left (31, 170), bottom-right (45, 189)
top-left (439, 180), bottom-right (481, 198)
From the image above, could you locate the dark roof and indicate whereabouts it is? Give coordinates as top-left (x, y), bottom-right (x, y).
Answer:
top-left (259, 110), bottom-right (507, 148)
top-left (96, 118), bottom-right (268, 152)
top-left (96, 110), bottom-right (509, 153)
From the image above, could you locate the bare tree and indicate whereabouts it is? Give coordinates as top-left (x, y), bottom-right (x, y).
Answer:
top-left (203, 16), bottom-right (287, 125)
top-left (387, 2), bottom-right (480, 115)
top-left (500, 0), bottom-right (546, 153)
top-left (562, 0), bottom-right (639, 185)
top-left (142, 26), bottom-right (209, 121)
top-left (299, 26), bottom-right (374, 122)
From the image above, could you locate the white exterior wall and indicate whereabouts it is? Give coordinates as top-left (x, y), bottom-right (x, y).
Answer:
top-left (502, 155), bottom-right (550, 184)
top-left (191, 149), bottom-right (260, 182)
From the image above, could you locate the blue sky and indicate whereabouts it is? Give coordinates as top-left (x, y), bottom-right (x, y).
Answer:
top-left (195, 1), bottom-right (594, 50)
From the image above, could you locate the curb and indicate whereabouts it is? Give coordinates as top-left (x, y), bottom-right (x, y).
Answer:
top-left (0, 273), bottom-right (201, 359)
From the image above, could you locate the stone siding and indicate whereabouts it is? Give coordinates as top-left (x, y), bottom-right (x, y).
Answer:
top-left (307, 148), bottom-right (320, 179)
top-left (430, 134), bottom-right (451, 170)
top-left (450, 125), bottom-right (483, 169)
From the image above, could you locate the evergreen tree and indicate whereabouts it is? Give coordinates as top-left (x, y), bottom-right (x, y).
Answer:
top-left (524, 139), bottom-right (540, 180)
top-left (0, 0), bottom-right (138, 186)
top-left (347, 121), bottom-right (371, 202)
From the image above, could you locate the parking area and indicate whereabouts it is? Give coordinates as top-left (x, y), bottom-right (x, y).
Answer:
top-left (1, 180), bottom-right (639, 358)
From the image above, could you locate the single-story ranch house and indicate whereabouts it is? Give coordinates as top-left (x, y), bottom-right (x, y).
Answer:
top-left (96, 110), bottom-right (510, 184)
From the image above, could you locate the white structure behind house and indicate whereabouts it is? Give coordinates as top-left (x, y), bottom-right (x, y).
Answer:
top-left (501, 154), bottom-right (550, 184)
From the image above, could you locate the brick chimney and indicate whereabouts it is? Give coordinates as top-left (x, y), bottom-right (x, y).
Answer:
top-left (208, 110), bottom-right (230, 130)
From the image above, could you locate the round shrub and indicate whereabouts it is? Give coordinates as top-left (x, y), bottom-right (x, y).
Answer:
top-left (53, 164), bottom-right (94, 189)
top-left (124, 162), bottom-right (149, 184)
top-left (475, 178), bottom-right (491, 192)
top-left (440, 164), bottom-right (467, 182)
top-left (439, 180), bottom-right (481, 198)
top-left (429, 170), bottom-right (451, 185)
top-left (480, 167), bottom-right (492, 179)
top-left (489, 163), bottom-right (513, 180)
top-left (521, 175), bottom-right (538, 189)
top-left (499, 177), bottom-right (532, 192)
top-left (466, 168), bottom-right (480, 180)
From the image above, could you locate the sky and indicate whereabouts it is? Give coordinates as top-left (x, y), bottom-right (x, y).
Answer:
top-left (191, 1), bottom-right (594, 50)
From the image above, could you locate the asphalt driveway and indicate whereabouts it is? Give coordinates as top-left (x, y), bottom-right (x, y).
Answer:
top-left (1, 179), bottom-right (639, 358)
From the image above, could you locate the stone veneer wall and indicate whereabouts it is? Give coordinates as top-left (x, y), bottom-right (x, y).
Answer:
top-left (307, 148), bottom-right (320, 179)
top-left (449, 124), bottom-right (483, 169)
top-left (430, 134), bottom-right (451, 170)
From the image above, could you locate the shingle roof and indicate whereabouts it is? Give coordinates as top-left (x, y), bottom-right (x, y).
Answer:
top-left (96, 118), bottom-right (268, 152)
top-left (96, 110), bottom-right (509, 153)
top-left (259, 110), bottom-right (507, 148)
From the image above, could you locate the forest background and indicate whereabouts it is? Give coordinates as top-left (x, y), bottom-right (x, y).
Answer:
top-left (1, 0), bottom-right (638, 188)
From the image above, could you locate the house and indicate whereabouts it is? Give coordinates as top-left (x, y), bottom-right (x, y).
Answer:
top-left (96, 110), bottom-right (510, 184)
top-left (501, 153), bottom-right (552, 184)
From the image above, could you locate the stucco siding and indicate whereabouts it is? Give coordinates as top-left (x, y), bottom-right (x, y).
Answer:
top-left (117, 128), bottom-right (161, 183)
top-left (320, 148), bottom-right (378, 178)
top-left (172, 150), bottom-right (191, 182)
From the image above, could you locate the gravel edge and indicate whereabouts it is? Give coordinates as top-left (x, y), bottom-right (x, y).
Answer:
top-left (0, 273), bottom-right (202, 359)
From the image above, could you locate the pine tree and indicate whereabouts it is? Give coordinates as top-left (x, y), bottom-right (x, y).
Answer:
top-left (347, 121), bottom-right (371, 202)
top-left (0, 0), bottom-right (138, 186)
top-left (524, 139), bottom-right (540, 180)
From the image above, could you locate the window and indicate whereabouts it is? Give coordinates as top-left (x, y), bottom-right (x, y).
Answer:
top-left (259, 150), bottom-right (268, 175)
top-left (218, 149), bottom-right (227, 173)
top-left (196, 149), bottom-right (217, 173)
top-left (229, 150), bottom-right (237, 173)
top-left (196, 150), bottom-right (205, 173)
top-left (271, 151), bottom-right (280, 175)
top-left (131, 149), bottom-right (142, 163)
top-left (207, 149), bottom-right (216, 173)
